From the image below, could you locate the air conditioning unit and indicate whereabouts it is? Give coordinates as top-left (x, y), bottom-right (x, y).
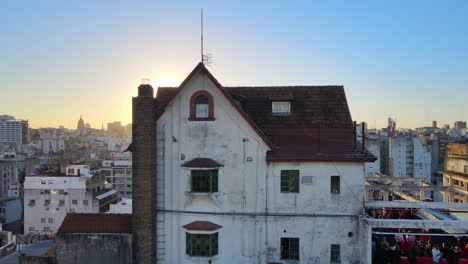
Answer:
top-left (302, 176), bottom-right (315, 185)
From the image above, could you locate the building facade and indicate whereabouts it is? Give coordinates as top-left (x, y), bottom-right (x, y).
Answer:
top-left (132, 63), bottom-right (376, 264)
top-left (101, 159), bottom-right (132, 198)
top-left (365, 130), bottom-right (381, 176)
top-left (0, 152), bottom-right (18, 197)
top-left (0, 115), bottom-right (28, 145)
top-left (443, 143), bottom-right (468, 203)
top-left (23, 165), bottom-right (117, 235)
top-left (389, 135), bottom-right (431, 181)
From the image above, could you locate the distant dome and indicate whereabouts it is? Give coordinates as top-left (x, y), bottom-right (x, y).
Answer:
top-left (77, 116), bottom-right (85, 129)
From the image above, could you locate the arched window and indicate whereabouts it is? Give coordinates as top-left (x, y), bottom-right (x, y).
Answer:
top-left (195, 96), bottom-right (209, 118)
top-left (189, 90), bottom-right (215, 121)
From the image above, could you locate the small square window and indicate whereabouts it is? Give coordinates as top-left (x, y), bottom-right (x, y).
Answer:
top-left (41, 218), bottom-right (46, 223)
top-left (48, 180), bottom-right (54, 184)
top-left (59, 200), bottom-right (65, 207)
top-left (83, 200), bottom-right (88, 206)
top-left (48, 218), bottom-right (53, 223)
top-left (41, 180), bottom-right (46, 184)
top-left (331, 244), bottom-right (341, 262)
top-left (72, 200), bottom-right (78, 205)
top-left (191, 170), bottom-right (218, 193)
top-left (28, 200), bottom-right (35, 207)
top-left (29, 227), bottom-right (35, 232)
top-left (331, 176), bottom-right (340, 194)
top-left (281, 170), bottom-right (299, 193)
top-left (44, 227), bottom-right (51, 232)
top-left (272, 102), bottom-right (291, 116)
top-left (281, 237), bottom-right (299, 260)
top-left (44, 200), bottom-right (50, 206)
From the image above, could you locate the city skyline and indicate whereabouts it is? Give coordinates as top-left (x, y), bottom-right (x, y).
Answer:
top-left (2, 1), bottom-right (468, 129)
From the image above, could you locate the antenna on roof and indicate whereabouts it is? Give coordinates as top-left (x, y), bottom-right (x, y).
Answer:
top-left (201, 8), bottom-right (203, 63)
top-left (200, 8), bottom-right (212, 66)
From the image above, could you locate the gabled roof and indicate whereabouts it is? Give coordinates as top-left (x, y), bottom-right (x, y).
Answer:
top-left (182, 158), bottom-right (223, 168)
top-left (183, 221), bottom-right (222, 231)
top-left (57, 213), bottom-right (131, 234)
top-left (152, 63), bottom-right (376, 163)
top-left (154, 63), bottom-right (272, 148)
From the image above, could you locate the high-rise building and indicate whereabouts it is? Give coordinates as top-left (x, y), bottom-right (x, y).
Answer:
top-left (0, 115), bottom-right (29, 145)
top-left (389, 135), bottom-right (432, 181)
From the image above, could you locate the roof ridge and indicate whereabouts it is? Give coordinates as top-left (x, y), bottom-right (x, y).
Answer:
top-left (226, 85), bottom-right (344, 88)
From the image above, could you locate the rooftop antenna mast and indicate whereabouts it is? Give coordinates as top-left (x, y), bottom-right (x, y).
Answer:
top-left (201, 8), bottom-right (203, 62)
top-left (200, 8), bottom-right (212, 66)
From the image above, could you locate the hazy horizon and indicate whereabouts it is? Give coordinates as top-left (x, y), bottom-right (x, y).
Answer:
top-left (2, 1), bottom-right (468, 129)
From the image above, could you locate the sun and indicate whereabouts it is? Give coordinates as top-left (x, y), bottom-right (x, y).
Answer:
top-left (151, 76), bottom-right (182, 88)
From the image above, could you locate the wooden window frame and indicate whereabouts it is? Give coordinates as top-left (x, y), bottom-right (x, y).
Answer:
top-left (281, 237), bottom-right (299, 260)
top-left (189, 90), bottom-right (215, 121)
top-left (186, 232), bottom-right (219, 257)
top-left (281, 170), bottom-right (300, 193)
top-left (330, 244), bottom-right (341, 263)
top-left (331, 176), bottom-right (340, 194)
top-left (190, 169), bottom-right (218, 193)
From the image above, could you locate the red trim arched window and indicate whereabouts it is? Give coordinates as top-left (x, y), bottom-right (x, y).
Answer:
top-left (189, 90), bottom-right (215, 121)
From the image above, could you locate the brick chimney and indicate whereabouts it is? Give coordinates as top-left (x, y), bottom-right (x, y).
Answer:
top-left (132, 83), bottom-right (156, 264)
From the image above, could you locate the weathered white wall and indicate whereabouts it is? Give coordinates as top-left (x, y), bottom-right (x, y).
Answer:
top-left (390, 137), bottom-right (407, 177)
top-left (155, 71), bottom-right (369, 263)
top-left (413, 137), bottom-right (432, 181)
top-left (445, 158), bottom-right (468, 173)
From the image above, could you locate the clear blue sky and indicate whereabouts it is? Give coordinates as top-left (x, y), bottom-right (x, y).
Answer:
top-left (1, 0), bottom-right (467, 129)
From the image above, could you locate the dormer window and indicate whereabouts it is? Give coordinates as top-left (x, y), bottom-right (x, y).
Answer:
top-left (189, 90), bottom-right (215, 121)
top-left (272, 101), bottom-right (291, 116)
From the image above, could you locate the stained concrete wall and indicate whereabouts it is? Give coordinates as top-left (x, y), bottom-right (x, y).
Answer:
top-left (19, 256), bottom-right (56, 264)
top-left (56, 234), bottom-right (132, 264)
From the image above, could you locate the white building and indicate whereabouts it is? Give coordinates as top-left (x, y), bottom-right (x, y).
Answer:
top-left (38, 128), bottom-right (65, 154)
top-left (23, 165), bottom-right (118, 235)
top-left (365, 131), bottom-right (381, 176)
top-left (132, 63), bottom-right (376, 264)
top-left (108, 198), bottom-right (132, 214)
top-left (389, 135), bottom-right (432, 181)
top-left (0, 115), bottom-right (28, 146)
top-left (100, 159), bottom-right (132, 198)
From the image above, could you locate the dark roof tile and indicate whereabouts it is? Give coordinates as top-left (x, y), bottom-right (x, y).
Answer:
top-left (183, 221), bottom-right (222, 231)
top-left (182, 158), bottom-right (223, 168)
top-left (57, 213), bottom-right (131, 234)
top-left (151, 65), bottom-right (376, 163)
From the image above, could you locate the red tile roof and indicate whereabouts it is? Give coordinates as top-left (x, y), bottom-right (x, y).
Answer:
top-left (152, 64), bottom-right (376, 163)
top-left (57, 213), bottom-right (131, 234)
top-left (183, 221), bottom-right (222, 231)
top-left (182, 158), bottom-right (223, 168)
